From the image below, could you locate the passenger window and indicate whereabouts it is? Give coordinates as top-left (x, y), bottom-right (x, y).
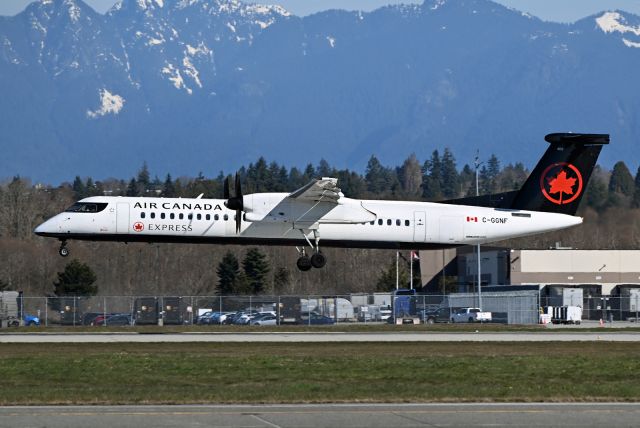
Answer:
top-left (369, 221), bottom-right (374, 225)
top-left (161, 213), bottom-right (165, 219)
top-left (141, 212), bottom-right (146, 219)
top-left (396, 219), bottom-right (400, 226)
top-left (188, 213), bottom-right (193, 220)
top-left (197, 214), bottom-right (202, 220)
top-left (378, 219), bottom-right (383, 225)
top-left (206, 214), bottom-right (210, 221)
top-left (150, 212), bottom-right (155, 219)
top-left (224, 214), bottom-right (229, 221)
top-left (405, 220), bottom-right (410, 226)
top-left (387, 219), bottom-right (391, 226)
top-left (179, 213), bottom-right (184, 220)
top-left (214, 214), bottom-right (219, 221)
top-left (170, 213), bottom-right (175, 220)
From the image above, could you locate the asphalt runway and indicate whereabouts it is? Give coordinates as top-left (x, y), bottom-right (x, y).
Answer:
top-left (0, 403), bottom-right (638, 427)
top-left (1, 331), bottom-right (640, 342)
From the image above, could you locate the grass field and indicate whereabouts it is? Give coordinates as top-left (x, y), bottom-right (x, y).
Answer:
top-left (1, 342), bottom-right (639, 404)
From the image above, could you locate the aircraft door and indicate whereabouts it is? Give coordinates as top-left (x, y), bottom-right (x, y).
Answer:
top-left (413, 211), bottom-right (426, 242)
top-left (116, 203), bottom-right (130, 234)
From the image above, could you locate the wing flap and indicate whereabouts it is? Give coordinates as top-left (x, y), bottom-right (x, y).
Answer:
top-left (289, 177), bottom-right (341, 203)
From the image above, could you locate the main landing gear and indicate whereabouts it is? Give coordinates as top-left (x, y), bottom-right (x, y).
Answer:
top-left (59, 240), bottom-right (69, 257)
top-left (296, 229), bottom-right (327, 271)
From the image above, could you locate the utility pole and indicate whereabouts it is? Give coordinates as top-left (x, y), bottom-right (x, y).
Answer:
top-left (475, 150), bottom-right (483, 310)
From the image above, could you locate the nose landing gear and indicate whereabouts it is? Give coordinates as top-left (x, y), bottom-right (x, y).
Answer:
top-left (59, 241), bottom-right (69, 257)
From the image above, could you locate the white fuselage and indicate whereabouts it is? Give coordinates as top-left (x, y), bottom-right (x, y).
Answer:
top-left (34, 195), bottom-right (582, 250)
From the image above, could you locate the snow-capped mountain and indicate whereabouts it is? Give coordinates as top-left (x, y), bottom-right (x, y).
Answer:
top-left (0, 0), bottom-right (638, 182)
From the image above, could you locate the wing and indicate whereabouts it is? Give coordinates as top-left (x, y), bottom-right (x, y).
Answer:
top-left (288, 177), bottom-right (341, 204)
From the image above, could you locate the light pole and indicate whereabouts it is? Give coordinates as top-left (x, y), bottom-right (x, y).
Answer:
top-left (475, 151), bottom-right (483, 310)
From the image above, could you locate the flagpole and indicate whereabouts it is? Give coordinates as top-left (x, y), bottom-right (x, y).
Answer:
top-left (410, 252), bottom-right (413, 290)
top-left (396, 251), bottom-right (399, 290)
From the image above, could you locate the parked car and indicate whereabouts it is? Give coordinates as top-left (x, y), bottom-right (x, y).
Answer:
top-left (251, 314), bottom-right (278, 326)
top-left (451, 307), bottom-right (492, 323)
top-left (378, 305), bottom-right (392, 321)
top-left (90, 313), bottom-right (119, 326)
top-left (98, 314), bottom-right (133, 326)
top-left (94, 313), bottom-right (133, 326)
top-left (300, 313), bottom-right (335, 325)
top-left (24, 314), bottom-right (40, 326)
top-left (420, 307), bottom-right (453, 324)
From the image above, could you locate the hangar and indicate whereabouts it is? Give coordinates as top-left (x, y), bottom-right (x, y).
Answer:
top-left (420, 248), bottom-right (640, 295)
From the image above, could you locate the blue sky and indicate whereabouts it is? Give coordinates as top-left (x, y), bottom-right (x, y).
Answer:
top-left (1, 0), bottom-right (640, 21)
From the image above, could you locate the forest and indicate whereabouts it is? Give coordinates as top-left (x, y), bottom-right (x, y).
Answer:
top-left (1, 150), bottom-right (639, 297)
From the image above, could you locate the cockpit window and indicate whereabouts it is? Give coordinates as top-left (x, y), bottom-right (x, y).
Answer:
top-left (65, 202), bottom-right (108, 213)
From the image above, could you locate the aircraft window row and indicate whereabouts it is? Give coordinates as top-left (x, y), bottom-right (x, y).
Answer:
top-left (139, 212), bottom-right (231, 221)
top-left (65, 202), bottom-right (109, 213)
top-left (368, 219), bottom-right (411, 226)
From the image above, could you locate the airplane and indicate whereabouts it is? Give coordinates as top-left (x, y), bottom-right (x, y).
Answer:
top-left (35, 132), bottom-right (608, 271)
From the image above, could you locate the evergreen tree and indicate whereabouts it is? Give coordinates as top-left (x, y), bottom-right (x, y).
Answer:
top-left (440, 148), bottom-right (459, 198)
top-left (585, 168), bottom-right (608, 210)
top-left (316, 159), bottom-right (333, 178)
top-left (609, 161), bottom-right (635, 196)
top-left (217, 252), bottom-right (240, 295)
top-left (422, 150), bottom-right (443, 200)
top-left (365, 155), bottom-right (388, 194)
top-left (72, 176), bottom-right (86, 199)
top-left (460, 164), bottom-right (475, 197)
top-left (273, 267), bottom-right (291, 293)
top-left (303, 163), bottom-right (316, 180)
top-left (486, 154), bottom-right (500, 193)
top-left (0, 278), bottom-right (9, 291)
top-left (53, 259), bottom-right (98, 296)
top-left (633, 166), bottom-right (640, 208)
top-left (247, 157), bottom-right (270, 192)
top-left (288, 167), bottom-right (306, 189)
top-left (243, 248), bottom-right (270, 294)
top-left (162, 174), bottom-right (176, 197)
top-left (478, 165), bottom-right (490, 195)
top-left (85, 177), bottom-right (99, 197)
top-left (125, 178), bottom-right (138, 196)
top-left (136, 162), bottom-right (151, 194)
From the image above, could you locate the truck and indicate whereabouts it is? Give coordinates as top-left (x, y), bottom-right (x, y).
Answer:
top-left (451, 307), bottom-right (492, 323)
top-left (545, 306), bottom-right (582, 325)
top-left (421, 307), bottom-right (454, 324)
top-left (0, 291), bottom-right (21, 327)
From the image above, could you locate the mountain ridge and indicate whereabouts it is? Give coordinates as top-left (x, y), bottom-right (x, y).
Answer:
top-left (1, 0), bottom-right (638, 183)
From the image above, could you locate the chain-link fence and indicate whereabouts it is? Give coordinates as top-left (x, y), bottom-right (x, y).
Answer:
top-left (11, 292), bottom-right (640, 327)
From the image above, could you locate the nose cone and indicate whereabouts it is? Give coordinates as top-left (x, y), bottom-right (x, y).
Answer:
top-left (34, 218), bottom-right (57, 236)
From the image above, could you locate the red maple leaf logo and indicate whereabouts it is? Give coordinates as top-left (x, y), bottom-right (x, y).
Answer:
top-left (547, 170), bottom-right (576, 204)
top-left (539, 162), bottom-right (583, 205)
top-left (133, 222), bottom-right (144, 232)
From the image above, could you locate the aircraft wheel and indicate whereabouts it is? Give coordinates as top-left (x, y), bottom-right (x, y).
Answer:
top-left (310, 252), bottom-right (326, 269)
top-left (426, 318), bottom-right (435, 325)
top-left (59, 246), bottom-right (69, 257)
top-left (296, 256), bottom-right (312, 271)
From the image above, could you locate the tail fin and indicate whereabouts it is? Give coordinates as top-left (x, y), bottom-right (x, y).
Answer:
top-left (509, 133), bottom-right (608, 215)
top-left (443, 133), bottom-right (609, 215)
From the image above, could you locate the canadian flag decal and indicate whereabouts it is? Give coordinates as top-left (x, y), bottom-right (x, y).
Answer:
top-left (466, 216), bottom-right (478, 222)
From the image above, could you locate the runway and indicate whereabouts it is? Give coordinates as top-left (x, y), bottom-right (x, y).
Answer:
top-left (0, 403), bottom-right (638, 427)
top-left (1, 331), bottom-right (640, 342)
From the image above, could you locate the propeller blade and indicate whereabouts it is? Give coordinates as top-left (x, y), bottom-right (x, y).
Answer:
top-left (223, 176), bottom-right (230, 199)
top-left (235, 173), bottom-right (242, 199)
top-left (236, 211), bottom-right (241, 233)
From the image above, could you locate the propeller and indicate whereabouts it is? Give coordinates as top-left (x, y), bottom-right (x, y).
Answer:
top-left (223, 173), bottom-right (243, 233)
